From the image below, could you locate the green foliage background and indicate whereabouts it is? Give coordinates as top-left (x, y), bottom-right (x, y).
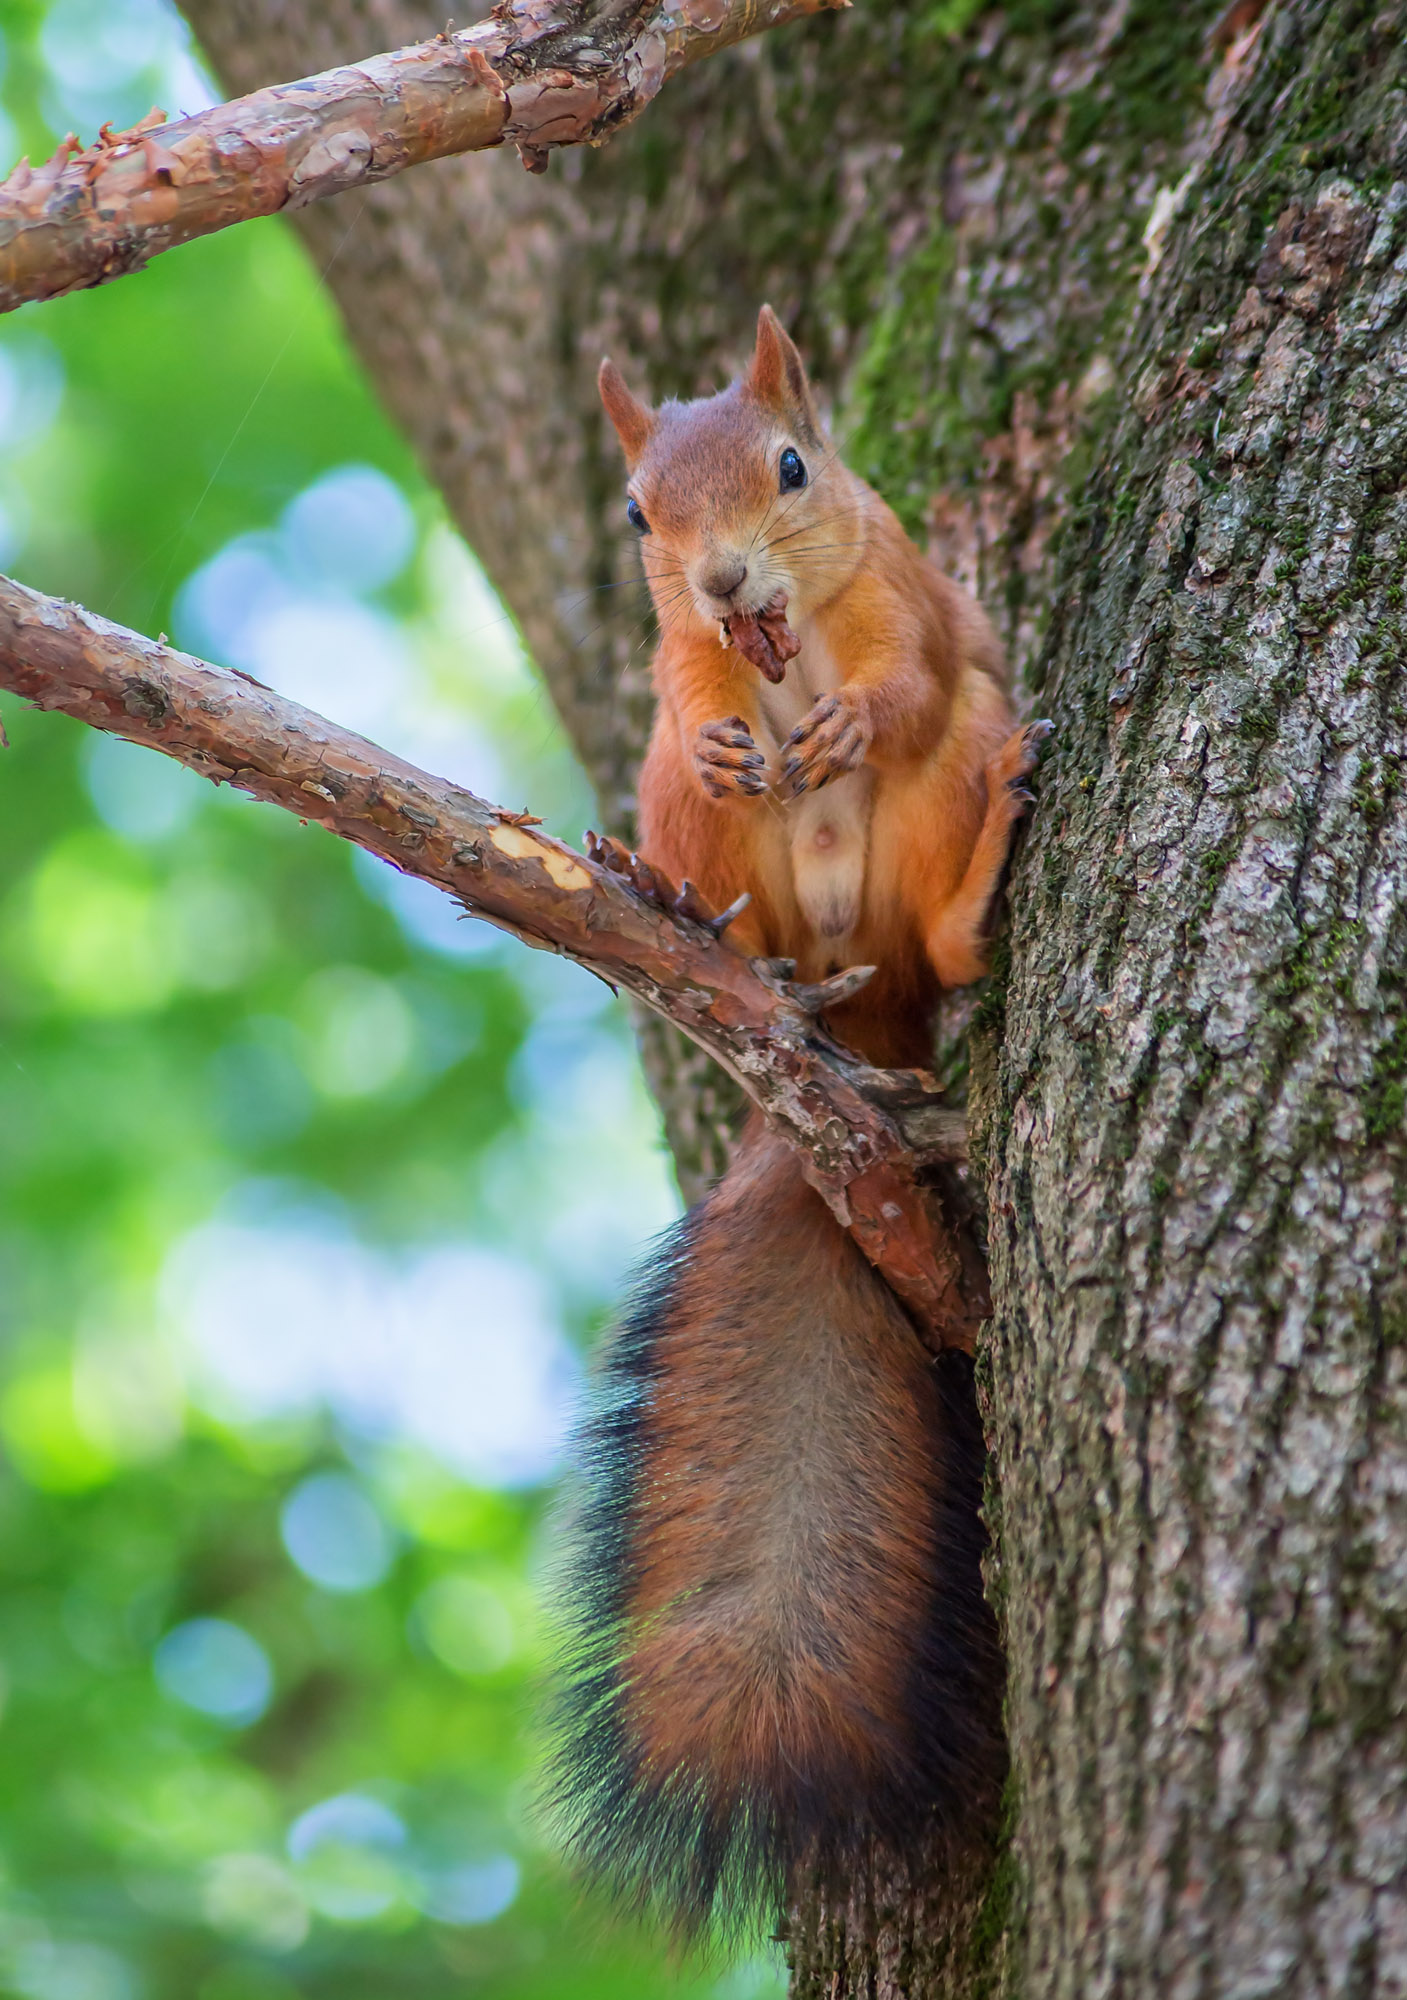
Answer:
top-left (0, 6), bottom-right (779, 1996)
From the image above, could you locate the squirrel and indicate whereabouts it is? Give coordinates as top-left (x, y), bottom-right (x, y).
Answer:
top-left (549, 306), bottom-right (1049, 1936)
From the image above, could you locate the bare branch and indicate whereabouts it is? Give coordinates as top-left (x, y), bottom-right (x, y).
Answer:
top-left (0, 0), bottom-right (845, 316)
top-left (0, 571), bottom-right (981, 1350)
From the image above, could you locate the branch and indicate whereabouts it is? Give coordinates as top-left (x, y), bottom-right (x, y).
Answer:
top-left (0, 0), bottom-right (844, 316)
top-left (0, 572), bottom-right (980, 1350)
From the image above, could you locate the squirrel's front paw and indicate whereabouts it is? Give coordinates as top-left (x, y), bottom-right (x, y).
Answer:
top-left (693, 717), bottom-right (768, 800)
top-left (779, 694), bottom-right (871, 796)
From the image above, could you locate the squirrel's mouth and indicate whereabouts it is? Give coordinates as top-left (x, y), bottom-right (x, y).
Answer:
top-left (719, 593), bottom-right (800, 684)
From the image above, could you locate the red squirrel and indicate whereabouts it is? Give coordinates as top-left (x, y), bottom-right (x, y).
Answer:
top-left (550, 307), bottom-right (1047, 1934)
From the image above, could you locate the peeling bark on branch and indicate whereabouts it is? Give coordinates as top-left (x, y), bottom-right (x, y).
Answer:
top-left (0, 570), bottom-right (980, 1350)
top-left (0, 0), bottom-right (843, 315)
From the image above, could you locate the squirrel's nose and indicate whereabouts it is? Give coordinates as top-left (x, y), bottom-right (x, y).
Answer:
top-left (698, 560), bottom-right (748, 602)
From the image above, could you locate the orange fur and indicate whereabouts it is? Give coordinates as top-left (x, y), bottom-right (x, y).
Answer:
top-left (608, 305), bottom-right (1044, 1064)
top-left (550, 309), bottom-right (1035, 1934)
top-left (549, 1124), bottom-right (1004, 1931)
top-left (624, 1133), bottom-right (938, 1793)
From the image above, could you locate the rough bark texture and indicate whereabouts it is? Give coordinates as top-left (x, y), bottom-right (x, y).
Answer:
top-left (174, 1), bottom-right (1407, 1992)
top-left (983, 14), bottom-right (1407, 1995)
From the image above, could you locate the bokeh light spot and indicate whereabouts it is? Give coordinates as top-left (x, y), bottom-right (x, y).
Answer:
top-left (280, 465), bottom-right (416, 594)
top-left (11, 1939), bottom-right (135, 2000)
top-left (84, 734), bottom-right (205, 843)
top-left (413, 1576), bottom-right (515, 1678)
top-left (418, 1853), bottom-right (519, 1926)
top-left (280, 1472), bottom-right (394, 1594)
top-left (154, 1619), bottom-right (273, 1727)
top-left (202, 1854), bottom-right (309, 1954)
top-left (298, 966), bottom-right (415, 1100)
top-left (20, 835), bottom-right (174, 1016)
top-left (287, 1794), bottom-right (408, 1923)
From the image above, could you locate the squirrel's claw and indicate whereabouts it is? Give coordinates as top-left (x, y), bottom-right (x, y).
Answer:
top-left (694, 717), bottom-right (769, 800)
top-left (673, 878), bottom-right (716, 925)
top-left (986, 718), bottom-right (1054, 820)
top-left (778, 694), bottom-right (871, 796)
top-left (630, 854), bottom-right (678, 906)
top-left (708, 891), bottom-right (752, 936)
top-left (584, 828), bottom-right (632, 875)
top-left (584, 830), bottom-right (678, 910)
top-left (784, 964), bottom-right (876, 1013)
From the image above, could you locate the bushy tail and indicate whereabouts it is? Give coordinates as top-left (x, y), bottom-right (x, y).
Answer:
top-left (545, 1123), bottom-right (1004, 1939)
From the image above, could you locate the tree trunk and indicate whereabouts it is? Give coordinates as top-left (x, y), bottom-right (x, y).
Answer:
top-left (981, 16), bottom-right (1407, 1995)
top-left (179, 0), bottom-right (1407, 1991)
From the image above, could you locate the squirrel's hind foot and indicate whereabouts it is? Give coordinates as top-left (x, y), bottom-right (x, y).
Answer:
top-left (584, 830), bottom-right (751, 936)
top-left (987, 718), bottom-right (1053, 812)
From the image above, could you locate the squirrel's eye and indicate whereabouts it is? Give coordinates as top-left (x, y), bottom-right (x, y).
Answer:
top-left (626, 497), bottom-right (650, 535)
top-left (779, 448), bottom-right (807, 493)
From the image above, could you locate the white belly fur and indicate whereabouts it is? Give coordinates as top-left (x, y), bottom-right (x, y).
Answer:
top-left (753, 624), bottom-right (873, 948)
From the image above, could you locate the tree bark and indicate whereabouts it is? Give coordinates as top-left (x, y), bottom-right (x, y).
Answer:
top-left (983, 20), bottom-right (1407, 1996)
top-left (171, 1), bottom-right (1407, 1992)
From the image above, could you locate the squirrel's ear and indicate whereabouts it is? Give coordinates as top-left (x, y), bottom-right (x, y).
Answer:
top-left (598, 358), bottom-right (655, 467)
top-left (747, 305), bottom-right (823, 448)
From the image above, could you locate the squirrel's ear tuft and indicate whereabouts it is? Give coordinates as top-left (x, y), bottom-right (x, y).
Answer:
top-left (747, 305), bottom-right (823, 448)
top-left (599, 358), bottom-right (655, 467)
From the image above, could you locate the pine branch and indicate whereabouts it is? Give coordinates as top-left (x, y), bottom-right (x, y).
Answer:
top-left (0, 571), bottom-right (981, 1350)
top-left (0, 0), bottom-right (845, 316)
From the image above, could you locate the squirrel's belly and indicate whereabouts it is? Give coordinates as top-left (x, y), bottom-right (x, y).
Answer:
top-left (788, 771), bottom-right (874, 942)
top-left (752, 626), bottom-right (875, 947)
